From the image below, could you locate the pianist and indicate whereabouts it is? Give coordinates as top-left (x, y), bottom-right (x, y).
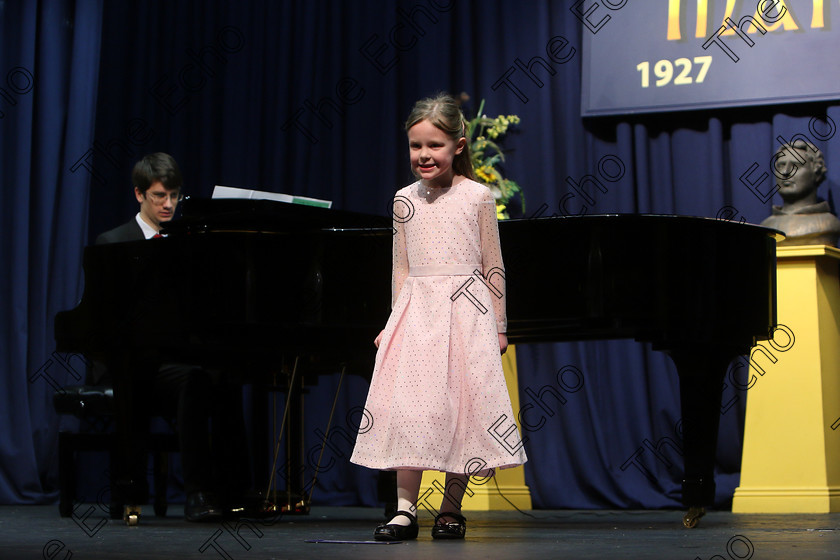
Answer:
top-left (95, 153), bottom-right (251, 522)
top-left (96, 152), bottom-right (183, 242)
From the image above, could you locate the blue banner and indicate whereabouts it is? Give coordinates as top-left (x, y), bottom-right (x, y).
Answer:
top-left (580, 0), bottom-right (840, 116)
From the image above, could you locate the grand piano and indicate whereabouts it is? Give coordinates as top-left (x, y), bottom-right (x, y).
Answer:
top-left (54, 199), bottom-right (394, 523)
top-left (501, 214), bottom-right (779, 526)
top-left (55, 200), bottom-right (780, 527)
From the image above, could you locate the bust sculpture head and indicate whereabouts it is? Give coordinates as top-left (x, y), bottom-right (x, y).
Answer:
top-left (773, 140), bottom-right (826, 211)
top-left (761, 139), bottom-right (840, 246)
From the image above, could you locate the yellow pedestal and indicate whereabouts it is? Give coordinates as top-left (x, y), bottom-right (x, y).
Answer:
top-left (419, 345), bottom-right (532, 511)
top-left (732, 245), bottom-right (840, 513)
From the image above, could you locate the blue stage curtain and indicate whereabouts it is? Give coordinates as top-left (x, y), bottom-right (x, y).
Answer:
top-left (3, 0), bottom-right (838, 509)
top-left (0, 0), bottom-right (103, 504)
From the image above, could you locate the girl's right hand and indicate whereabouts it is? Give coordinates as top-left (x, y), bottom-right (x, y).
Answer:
top-left (374, 329), bottom-right (385, 348)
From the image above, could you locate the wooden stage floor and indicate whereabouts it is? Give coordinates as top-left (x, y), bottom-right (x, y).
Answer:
top-left (2, 505), bottom-right (838, 559)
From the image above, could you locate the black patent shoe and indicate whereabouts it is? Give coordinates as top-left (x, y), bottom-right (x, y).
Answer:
top-left (431, 512), bottom-right (466, 539)
top-left (374, 510), bottom-right (419, 541)
top-left (185, 491), bottom-right (224, 522)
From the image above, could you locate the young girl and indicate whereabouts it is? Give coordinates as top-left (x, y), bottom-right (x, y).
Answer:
top-left (350, 93), bottom-right (527, 541)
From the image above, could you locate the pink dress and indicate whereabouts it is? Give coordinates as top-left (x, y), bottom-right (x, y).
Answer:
top-left (350, 179), bottom-right (528, 474)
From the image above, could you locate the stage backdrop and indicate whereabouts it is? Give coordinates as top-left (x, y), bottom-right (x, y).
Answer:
top-left (2, 0), bottom-right (839, 513)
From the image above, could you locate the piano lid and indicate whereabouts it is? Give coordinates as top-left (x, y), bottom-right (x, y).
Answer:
top-left (161, 197), bottom-right (392, 235)
top-left (500, 213), bottom-right (784, 241)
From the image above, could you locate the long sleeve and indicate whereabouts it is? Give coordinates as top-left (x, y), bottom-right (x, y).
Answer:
top-left (478, 188), bottom-right (507, 333)
top-left (391, 198), bottom-right (409, 309)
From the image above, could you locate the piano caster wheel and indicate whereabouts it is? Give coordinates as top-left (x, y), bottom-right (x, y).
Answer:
top-left (682, 506), bottom-right (705, 529)
top-left (280, 500), bottom-right (310, 515)
top-left (124, 506), bottom-right (141, 526)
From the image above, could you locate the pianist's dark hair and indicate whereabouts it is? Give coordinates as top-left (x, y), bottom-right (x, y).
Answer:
top-left (132, 152), bottom-right (183, 194)
top-left (405, 93), bottom-right (476, 182)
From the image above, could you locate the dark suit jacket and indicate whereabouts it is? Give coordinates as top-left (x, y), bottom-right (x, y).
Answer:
top-left (91, 217), bottom-right (145, 384)
top-left (96, 218), bottom-right (144, 245)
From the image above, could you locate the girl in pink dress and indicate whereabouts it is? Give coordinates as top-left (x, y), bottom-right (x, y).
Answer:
top-left (350, 94), bottom-right (527, 541)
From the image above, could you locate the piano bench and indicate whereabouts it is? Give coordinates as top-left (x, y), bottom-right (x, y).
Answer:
top-left (54, 385), bottom-right (114, 430)
top-left (53, 385), bottom-right (179, 519)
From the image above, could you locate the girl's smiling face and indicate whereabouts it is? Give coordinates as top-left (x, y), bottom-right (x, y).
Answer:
top-left (407, 119), bottom-right (465, 188)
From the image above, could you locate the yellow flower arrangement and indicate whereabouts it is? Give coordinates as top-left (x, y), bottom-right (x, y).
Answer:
top-left (466, 98), bottom-right (524, 220)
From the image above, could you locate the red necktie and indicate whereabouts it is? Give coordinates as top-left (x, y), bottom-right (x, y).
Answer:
top-left (152, 233), bottom-right (162, 238)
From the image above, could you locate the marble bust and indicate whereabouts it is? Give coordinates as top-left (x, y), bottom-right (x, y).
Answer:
top-left (760, 140), bottom-right (840, 246)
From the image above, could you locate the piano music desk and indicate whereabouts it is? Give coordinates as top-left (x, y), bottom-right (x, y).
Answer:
top-left (733, 245), bottom-right (840, 513)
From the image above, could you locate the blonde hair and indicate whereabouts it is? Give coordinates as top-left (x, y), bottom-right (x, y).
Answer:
top-left (404, 93), bottom-right (476, 181)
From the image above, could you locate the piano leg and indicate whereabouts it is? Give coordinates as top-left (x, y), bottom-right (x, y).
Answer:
top-left (109, 351), bottom-right (151, 525)
top-left (666, 347), bottom-right (733, 528)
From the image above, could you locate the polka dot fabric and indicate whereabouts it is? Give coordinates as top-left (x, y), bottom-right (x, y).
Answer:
top-left (350, 179), bottom-right (528, 474)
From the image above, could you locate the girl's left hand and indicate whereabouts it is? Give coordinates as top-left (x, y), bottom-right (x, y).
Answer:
top-left (499, 333), bottom-right (508, 355)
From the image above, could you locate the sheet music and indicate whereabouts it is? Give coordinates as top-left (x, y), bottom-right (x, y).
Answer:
top-left (212, 185), bottom-right (332, 208)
